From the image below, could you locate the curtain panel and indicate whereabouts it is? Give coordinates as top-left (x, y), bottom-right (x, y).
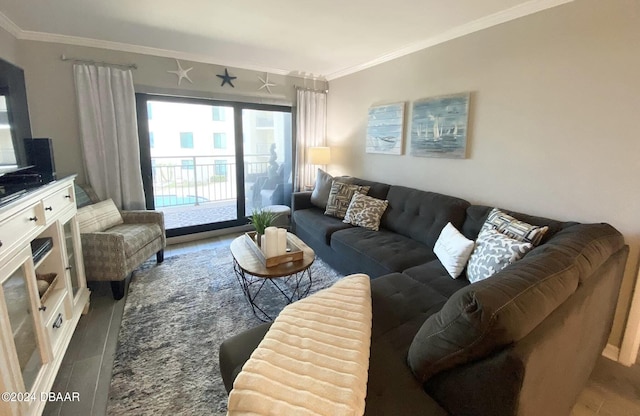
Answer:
top-left (73, 64), bottom-right (145, 210)
top-left (294, 88), bottom-right (327, 191)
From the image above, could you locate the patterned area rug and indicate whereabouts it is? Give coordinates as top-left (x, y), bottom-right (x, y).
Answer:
top-left (107, 246), bottom-right (343, 415)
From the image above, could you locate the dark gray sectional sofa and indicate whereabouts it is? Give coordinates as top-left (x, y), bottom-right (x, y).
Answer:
top-left (220, 176), bottom-right (628, 416)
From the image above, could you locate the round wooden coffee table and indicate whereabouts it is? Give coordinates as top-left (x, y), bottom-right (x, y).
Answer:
top-left (230, 233), bottom-right (315, 321)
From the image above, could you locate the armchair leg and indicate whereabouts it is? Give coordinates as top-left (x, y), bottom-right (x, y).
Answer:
top-left (157, 249), bottom-right (164, 263)
top-left (110, 280), bottom-right (126, 300)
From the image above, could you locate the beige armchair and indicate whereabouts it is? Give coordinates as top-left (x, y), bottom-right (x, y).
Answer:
top-left (75, 184), bottom-right (165, 299)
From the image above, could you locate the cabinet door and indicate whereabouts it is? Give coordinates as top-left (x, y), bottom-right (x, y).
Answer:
top-left (0, 247), bottom-right (50, 395)
top-left (62, 216), bottom-right (86, 305)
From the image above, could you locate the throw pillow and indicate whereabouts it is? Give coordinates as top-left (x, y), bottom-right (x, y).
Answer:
top-left (310, 168), bottom-right (334, 209)
top-left (343, 193), bottom-right (389, 231)
top-left (324, 181), bottom-right (370, 219)
top-left (77, 199), bottom-right (124, 233)
top-left (433, 222), bottom-right (475, 279)
top-left (482, 208), bottom-right (549, 246)
top-left (467, 228), bottom-right (533, 283)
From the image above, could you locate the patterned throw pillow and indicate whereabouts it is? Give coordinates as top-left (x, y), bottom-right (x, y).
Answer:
top-left (482, 208), bottom-right (548, 246)
top-left (343, 193), bottom-right (389, 231)
top-left (77, 199), bottom-right (124, 233)
top-left (324, 181), bottom-right (370, 219)
top-left (467, 228), bottom-right (533, 283)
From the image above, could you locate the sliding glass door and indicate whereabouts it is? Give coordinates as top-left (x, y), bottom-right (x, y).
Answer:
top-left (136, 94), bottom-right (292, 237)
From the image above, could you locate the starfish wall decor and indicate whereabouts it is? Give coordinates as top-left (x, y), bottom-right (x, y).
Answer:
top-left (217, 68), bottom-right (237, 88)
top-left (167, 59), bottom-right (193, 85)
top-left (257, 73), bottom-right (276, 94)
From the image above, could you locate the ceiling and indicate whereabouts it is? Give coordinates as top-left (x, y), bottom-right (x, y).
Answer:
top-left (0, 0), bottom-right (572, 80)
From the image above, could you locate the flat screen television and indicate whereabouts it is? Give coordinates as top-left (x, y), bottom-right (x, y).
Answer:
top-left (0, 57), bottom-right (32, 175)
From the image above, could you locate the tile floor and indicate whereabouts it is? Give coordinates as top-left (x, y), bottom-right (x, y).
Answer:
top-left (43, 232), bottom-right (640, 416)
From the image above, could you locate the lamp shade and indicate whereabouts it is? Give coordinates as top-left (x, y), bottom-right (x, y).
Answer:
top-left (308, 147), bottom-right (331, 165)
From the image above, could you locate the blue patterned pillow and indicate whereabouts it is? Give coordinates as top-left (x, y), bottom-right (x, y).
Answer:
top-left (467, 228), bottom-right (533, 283)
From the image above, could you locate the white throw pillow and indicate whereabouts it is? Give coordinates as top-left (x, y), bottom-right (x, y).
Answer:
top-left (467, 228), bottom-right (533, 283)
top-left (434, 222), bottom-right (475, 279)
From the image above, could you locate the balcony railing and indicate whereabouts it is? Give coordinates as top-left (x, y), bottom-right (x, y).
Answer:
top-left (150, 155), bottom-right (270, 209)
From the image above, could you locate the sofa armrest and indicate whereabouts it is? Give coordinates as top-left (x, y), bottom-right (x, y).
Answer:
top-left (121, 210), bottom-right (164, 225)
top-left (292, 191), bottom-right (314, 212)
top-left (121, 210), bottom-right (166, 247)
top-left (80, 232), bottom-right (126, 257)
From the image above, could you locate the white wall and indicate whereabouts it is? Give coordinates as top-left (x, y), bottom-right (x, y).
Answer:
top-left (326, 0), bottom-right (640, 346)
top-left (0, 26), bottom-right (17, 64)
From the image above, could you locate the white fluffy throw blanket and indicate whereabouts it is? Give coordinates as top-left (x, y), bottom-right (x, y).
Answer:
top-left (227, 273), bottom-right (372, 416)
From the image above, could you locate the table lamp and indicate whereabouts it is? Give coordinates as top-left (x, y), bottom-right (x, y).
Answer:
top-left (307, 146), bottom-right (331, 190)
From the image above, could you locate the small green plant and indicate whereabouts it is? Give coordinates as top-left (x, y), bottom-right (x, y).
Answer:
top-left (248, 208), bottom-right (277, 235)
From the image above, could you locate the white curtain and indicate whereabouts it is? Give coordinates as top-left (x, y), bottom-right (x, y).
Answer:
top-left (73, 64), bottom-right (145, 210)
top-left (295, 88), bottom-right (327, 191)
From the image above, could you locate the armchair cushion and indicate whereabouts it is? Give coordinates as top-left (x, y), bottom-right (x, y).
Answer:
top-left (77, 199), bottom-right (124, 233)
top-left (106, 223), bottom-right (163, 257)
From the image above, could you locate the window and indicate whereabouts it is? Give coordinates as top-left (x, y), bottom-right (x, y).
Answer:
top-left (214, 160), bottom-right (227, 176)
top-left (147, 102), bottom-right (153, 120)
top-left (212, 107), bottom-right (225, 121)
top-left (149, 132), bottom-right (155, 148)
top-left (213, 133), bottom-right (227, 149)
top-left (181, 159), bottom-right (194, 170)
top-left (180, 132), bottom-right (194, 148)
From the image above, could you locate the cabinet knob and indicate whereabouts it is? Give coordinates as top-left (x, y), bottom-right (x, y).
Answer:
top-left (0, 240), bottom-right (2, 248)
top-left (45, 206), bottom-right (53, 211)
top-left (65, 266), bottom-right (73, 271)
top-left (38, 305), bottom-right (47, 312)
top-left (29, 216), bottom-right (38, 222)
top-left (52, 314), bottom-right (63, 329)
top-left (64, 195), bottom-right (71, 199)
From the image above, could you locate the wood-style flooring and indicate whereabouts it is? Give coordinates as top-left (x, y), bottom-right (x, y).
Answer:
top-left (43, 233), bottom-right (640, 416)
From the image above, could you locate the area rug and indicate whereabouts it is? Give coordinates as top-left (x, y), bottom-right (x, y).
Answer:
top-left (107, 246), bottom-right (344, 415)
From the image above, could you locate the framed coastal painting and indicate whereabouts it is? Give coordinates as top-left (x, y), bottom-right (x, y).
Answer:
top-left (366, 102), bottom-right (405, 155)
top-left (410, 93), bottom-right (470, 159)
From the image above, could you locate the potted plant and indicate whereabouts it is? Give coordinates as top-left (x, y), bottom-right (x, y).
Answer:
top-left (248, 208), bottom-right (277, 247)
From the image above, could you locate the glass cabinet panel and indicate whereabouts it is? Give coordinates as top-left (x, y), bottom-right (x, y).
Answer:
top-left (2, 265), bottom-right (43, 390)
top-left (63, 220), bottom-right (79, 297)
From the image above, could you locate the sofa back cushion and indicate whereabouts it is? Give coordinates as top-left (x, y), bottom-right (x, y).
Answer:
top-left (77, 199), bottom-right (124, 233)
top-left (407, 222), bottom-right (625, 382)
top-left (340, 176), bottom-right (390, 200)
top-left (407, 258), bottom-right (580, 382)
top-left (381, 186), bottom-right (469, 248)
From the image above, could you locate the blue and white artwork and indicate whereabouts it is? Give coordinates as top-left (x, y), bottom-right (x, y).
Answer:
top-left (366, 102), bottom-right (405, 155)
top-left (411, 93), bottom-right (470, 159)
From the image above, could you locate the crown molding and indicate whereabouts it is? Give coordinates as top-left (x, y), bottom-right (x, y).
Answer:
top-left (325, 0), bottom-right (574, 80)
top-left (19, 30), bottom-right (292, 76)
top-left (0, 0), bottom-right (574, 80)
top-left (0, 11), bottom-right (22, 38)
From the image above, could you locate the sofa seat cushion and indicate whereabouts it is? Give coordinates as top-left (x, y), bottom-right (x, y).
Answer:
top-left (106, 223), bottom-right (163, 257)
top-left (331, 227), bottom-right (437, 277)
top-left (293, 208), bottom-right (352, 245)
top-left (403, 261), bottom-right (471, 299)
top-left (365, 272), bottom-right (449, 415)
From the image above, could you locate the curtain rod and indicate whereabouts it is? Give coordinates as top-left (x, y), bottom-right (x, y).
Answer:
top-left (60, 54), bottom-right (138, 70)
top-left (294, 85), bottom-right (328, 93)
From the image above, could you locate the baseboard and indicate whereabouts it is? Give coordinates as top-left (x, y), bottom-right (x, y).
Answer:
top-left (602, 343), bottom-right (620, 361)
top-left (167, 224), bottom-right (251, 245)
